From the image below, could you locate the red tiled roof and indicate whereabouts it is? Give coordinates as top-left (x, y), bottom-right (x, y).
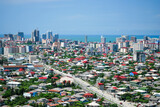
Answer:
top-left (30, 72), bottom-right (35, 75)
top-left (68, 99), bottom-right (78, 102)
top-left (118, 76), bottom-right (126, 79)
top-left (83, 60), bottom-right (88, 63)
top-left (98, 83), bottom-right (104, 85)
top-left (103, 53), bottom-right (107, 56)
top-left (83, 93), bottom-right (94, 96)
top-left (39, 77), bottom-right (47, 79)
top-left (52, 77), bottom-right (58, 79)
top-left (19, 68), bottom-right (24, 72)
top-left (96, 99), bottom-right (101, 102)
top-left (114, 75), bottom-right (119, 78)
top-left (47, 103), bottom-right (59, 106)
top-left (48, 89), bottom-right (60, 92)
top-left (0, 78), bottom-right (5, 81)
top-left (132, 72), bottom-right (138, 75)
top-left (112, 87), bottom-right (118, 90)
top-left (121, 64), bottom-right (126, 66)
top-left (144, 95), bottom-right (151, 98)
top-left (62, 69), bottom-right (67, 71)
top-left (4, 69), bottom-right (10, 72)
top-left (48, 99), bottom-right (53, 102)
top-left (3, 65), bottom-right (27, 68)
top-left (34, 65), bottom-right (43, 67)
top-left (132, 79), bottom-right (141, 82)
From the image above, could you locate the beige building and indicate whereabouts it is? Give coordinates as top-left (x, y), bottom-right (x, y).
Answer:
top-left (29, 55), bottom-right (38, 63)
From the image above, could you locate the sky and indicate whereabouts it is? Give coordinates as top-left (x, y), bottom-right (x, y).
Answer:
top-left (0, 0), bottom-right (160, 35)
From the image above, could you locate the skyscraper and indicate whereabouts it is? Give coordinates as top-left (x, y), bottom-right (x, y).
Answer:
top-left (0, 40), bottom-right (3, 54)
top-left (32, 29), bottom-right (39, 42)
top-left (116, 37), bottom-right (125, 43)
top-left (131, 36), bottom-right (137, 42)
top-left (133, 42), bottom-right (143, 53)
top-left (17, 32), bottom-right (24, 40)
top-left (4, 34), bottom-right (14, 40)
top-left (53, 34), bottom-right (59, 42)
top-left (144, 36), bottom-right (148, 41)
top-left (101, 36), bottom-right (106, 44)
top-left (42, 33), bottom-right (46, 40)
top-left (85, 35), bottom-right (87, 43)
top-left (122, 35), bottom-right (129, 40)
top-left (47, 31), bottom-right (53, 39)
top-left (158, 36), bottom-right (160, 51)
top-left (133, 50), bottom-right (145, 62)
top-left (110, 43), bottom-right (118, 52)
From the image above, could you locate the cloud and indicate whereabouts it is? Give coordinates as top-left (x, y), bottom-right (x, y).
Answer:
top-left (1, 0), bottom-right (61, 4)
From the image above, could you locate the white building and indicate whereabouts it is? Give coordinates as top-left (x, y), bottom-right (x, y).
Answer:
top-left (133, 50), bottom-right (145, 62)
top-left (19, 46), bottom-right (26, 53)
top-left (26, 45), bottom-right (33, 52)
top-left (101, 36), bottom-right (106, 44)
top-left (133, 42), bottom-right (144, 53)
top-left (7, 81), bottom-right (21, 88)
top-left (61, 42), bottom-right (67, 48)
top-left (118, 42), bottom-right (123, 49)
top-left (4, 46), bottom-right (12, 55)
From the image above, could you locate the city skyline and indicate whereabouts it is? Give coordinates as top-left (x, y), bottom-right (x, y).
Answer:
top-left (0, 0), bottom-right (160, 35)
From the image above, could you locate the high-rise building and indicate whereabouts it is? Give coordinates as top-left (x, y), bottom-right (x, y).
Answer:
top-left (42, 33), bottom-right (46, 40)
top-left (17, 32), bottom-right (24, 40)
top-left (4, 46), bottom-right (12, 55)
top-left (0, 40), bottom-right (4, 54)
top-left (4, 34), bottom-right (14, 40)
top-left (144, 36), bottom-right (148, 41)
top-left (47, 31), bottom-right (52, 39)
top-left (105, 47), bottom-right (109, 53)
top-left (19, 46), bottom-right (26, 53)
top-left (110, 43), bottom-right (118, 52)
top-left (116, 37), bottom-right (125, 43)
top-left (131, 36), bottom-right (137, 42)
top-left (122, 35), bottom-right (129, 40)
top-left (61, 42), bottom-right (67, 47)
top-left (13, 35), bottom-right (18, 41)
top-left (123, 41), bottom-right (129, 47)
top-left (0, 40), bottom-right (3, 48)
top-left (133, 42), bottom-right (143, 53)
top-left (32, 29), bottom-right (39, 42)
top-left (85, 35), bottom-right (87, 43)
top-left (53, 34), bottom-right (59, 42)
top-left (12, 46), bottom-right (19, 53)
top-left (133, 50), bottom-right (145, 62)
top-left (52, 42), bottom-right (60, 51)
top-left (101, 36), bottom-right (106, 44)
top-left (118, 42), bottom-right (123, 49)
top-left (26, 45), bottom-right (33, 52)
top-left (158, 36), bottom-right (160, 51)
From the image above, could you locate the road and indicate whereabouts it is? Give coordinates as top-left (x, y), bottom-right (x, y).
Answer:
top-left (45, 65), bottom-right (135, 107)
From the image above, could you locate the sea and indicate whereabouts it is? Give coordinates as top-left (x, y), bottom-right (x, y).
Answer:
top-left (0, 34), bottom-right (159, 43)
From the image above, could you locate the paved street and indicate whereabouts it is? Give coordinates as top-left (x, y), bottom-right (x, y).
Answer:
top-left (45, 65), bottom-right (135, 107)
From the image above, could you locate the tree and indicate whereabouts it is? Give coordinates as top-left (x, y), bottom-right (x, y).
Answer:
top-left (2, 89), bottom-right (13, 98)
top-left (75, 101), bottom-right (84, 107)
top-left (99, 73), bottom-right (104, 78)
top-left (110, 104), bottom-right (118, 107)
top-left (0, 57), bottom-right (8, 65)
top-left (99, 97), bottom-right (104, 105)
top-left (66, 81), bottom-right (71, 87)
top-left (43, 53), bottom-right (47, 57)
top-left (94, 93), bottom-right (97, 98)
